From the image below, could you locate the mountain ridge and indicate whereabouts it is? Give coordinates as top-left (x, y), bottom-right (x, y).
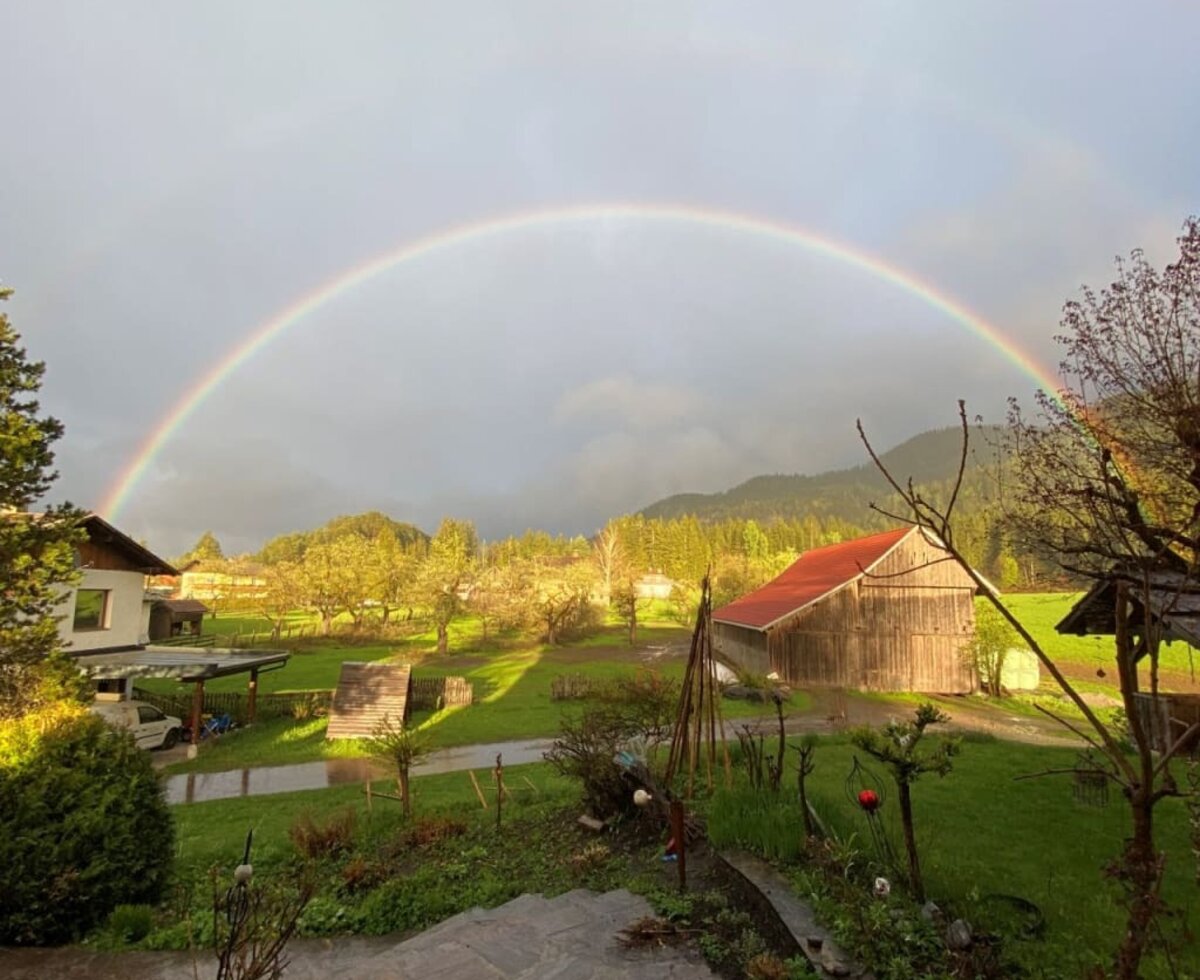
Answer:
top-left (640, 426), bottom-right (1003, 525)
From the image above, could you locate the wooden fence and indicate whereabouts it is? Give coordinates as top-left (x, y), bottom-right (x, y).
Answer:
top-left (411, 675), bottom-right (473, 709)
top-left (1131, 692), bottom-right (1200, 754)
top-left (132, 673), bottom-right (472, 725)
top-left (132, 687), bottom-right (331, 724)
top-left (153, 633), bottom-right (217, 648)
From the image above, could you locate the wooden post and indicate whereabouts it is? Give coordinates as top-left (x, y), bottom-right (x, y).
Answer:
top-left (247, 668), bottom-right (259, 725)
top-left (365, 780), bottom-right (373, 811)
top-left (494, 753), bottom-right (503, 831)
top-left (669, 800), bottom-right (687, 892)
top-left (190, 679), bottom-right (205, 745)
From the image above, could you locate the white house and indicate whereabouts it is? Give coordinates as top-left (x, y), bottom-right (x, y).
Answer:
top-left (55, 515), bottom-right (178, 654)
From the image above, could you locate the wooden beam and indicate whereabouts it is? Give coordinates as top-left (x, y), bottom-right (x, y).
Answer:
top-left (190, 679), bottom-right (205, 745)
top-left (247, 668), bottom-right (259, 724)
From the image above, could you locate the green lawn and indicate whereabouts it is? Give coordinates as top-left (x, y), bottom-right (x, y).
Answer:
top-left (997, 593), bottom-right (1200, 683)
top-left (707, 734), bottom-right (1198, 979)
top-left (165, 627), bottom-right (811, 773)
top-left (157, 737), bottom-right (1198, 978)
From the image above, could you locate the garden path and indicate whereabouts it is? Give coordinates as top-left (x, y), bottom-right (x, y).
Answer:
top-left (165, 737), bottom-right (553, 804)
top-left (165, 693), bottom-right (1080, 804)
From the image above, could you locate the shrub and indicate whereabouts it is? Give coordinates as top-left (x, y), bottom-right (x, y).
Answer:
top-left (288, 808), bottom-right (356, 860)
top-left (366, 715), bottom-right (430, 817)
top-left (0, 706), bottom-right (174, 945)
top-left (106, 904), bottom-right (154, 944)
top-left (400, 815), bottom-right (468, 849)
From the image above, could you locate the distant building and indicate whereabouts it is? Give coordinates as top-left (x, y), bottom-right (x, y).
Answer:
top-left (634, 572), bottom-right (675, 600)
top-left (713, 527), bottom-right (980, 694)
top-left (179, 568), bottom-right (267, 603)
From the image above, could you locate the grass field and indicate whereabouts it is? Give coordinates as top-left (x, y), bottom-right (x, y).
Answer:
top-left (161, 615), bottom-right (811, 772)
top-left (156, 738), bottom-right (1198, 978)
top-left (154, 592), bottom-right (1198, 774)
top-left (999, 593), bottom-right (1200, 684)
top-left (707, 733), bottom-right (1198, 979)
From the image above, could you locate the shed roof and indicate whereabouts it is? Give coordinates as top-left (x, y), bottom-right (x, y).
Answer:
top-left (1057, 572), bottom-right (1200, 650)
top-left (713, 527), bottom-right (913, 631)
top-left (152, 598), bottom-right (209, 615)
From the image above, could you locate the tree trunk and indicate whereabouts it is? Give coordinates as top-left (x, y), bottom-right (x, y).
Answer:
top-left (628, 605), bottom-right (637, 646)
top-left (381, 605), bottom-right (391, 625)
top-left (398, 768), bottom-right (411, 818)
top-left (1113, 790), bottom-right (1163, 978)
top-left (436, 622), bottom-right (448, 655)
top-left (897, 781), bottom-right (925, 903)
top-left (321, 611), bottom-right (333, 636)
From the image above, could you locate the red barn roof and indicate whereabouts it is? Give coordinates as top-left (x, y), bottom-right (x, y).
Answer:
top-left (712, 527), bottom-right (913, 630)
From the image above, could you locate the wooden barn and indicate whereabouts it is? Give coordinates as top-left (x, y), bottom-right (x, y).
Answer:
top-left (712, 527), bottom-right (979, 693)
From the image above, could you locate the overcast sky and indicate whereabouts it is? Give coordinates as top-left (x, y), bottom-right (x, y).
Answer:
top-left (3, 2), bottom-right (1198, 555)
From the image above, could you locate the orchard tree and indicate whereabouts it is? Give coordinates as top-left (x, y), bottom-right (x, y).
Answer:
top-left (0, 288), bottom-right (86, 716)
top-left (179, 530), bottom-right (223, 565)
top-left (419, 518), bottom-right (477, 654)
top-left (856, 215), bottom-right (1200, 980)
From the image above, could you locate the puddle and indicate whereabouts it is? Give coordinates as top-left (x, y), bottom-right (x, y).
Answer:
top-left (166, 738), bottom-right (551, 804)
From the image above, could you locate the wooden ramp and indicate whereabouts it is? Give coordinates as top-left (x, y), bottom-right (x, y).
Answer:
top-left (326, 661), bottom-right (412, 740)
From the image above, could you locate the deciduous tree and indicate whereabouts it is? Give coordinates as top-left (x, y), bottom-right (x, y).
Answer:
top-left (858, 219), bottom-right (1200, 977)
top-left (419, 518), bottom-right (477, 654)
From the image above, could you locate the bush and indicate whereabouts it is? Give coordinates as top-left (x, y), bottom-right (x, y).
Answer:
top-left (0, 705), bottom-right (174, 945)
top-left (288, 808), bottom-right (356, 860)
top-left (106, 904), bottom-right (154, 944)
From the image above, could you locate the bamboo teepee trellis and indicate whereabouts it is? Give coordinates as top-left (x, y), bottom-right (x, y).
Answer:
top-left (664, 574), bottom-right (732, 796)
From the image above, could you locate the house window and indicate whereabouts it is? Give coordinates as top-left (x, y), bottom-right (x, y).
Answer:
top-left (73, 589), bottom-right (110, 631)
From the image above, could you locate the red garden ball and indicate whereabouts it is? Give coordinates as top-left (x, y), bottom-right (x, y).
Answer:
top-left (857, 789), bottom-right (880, 812)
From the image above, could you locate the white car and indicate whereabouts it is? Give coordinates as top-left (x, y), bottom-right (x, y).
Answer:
top-left (91, 700), bottom-right (184, 750)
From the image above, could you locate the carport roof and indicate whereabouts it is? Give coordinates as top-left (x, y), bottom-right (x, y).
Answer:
top-left (75, 647), bottom-right (289, 682)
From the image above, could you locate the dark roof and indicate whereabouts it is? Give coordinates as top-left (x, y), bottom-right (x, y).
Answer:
top-left (152, 598), bottom-right (209, 615)
top-left (82, 514), bottom-right (178, 575)
top-left (713, 527), bottom-right (913, 630)
top-left (75, 647), bottom-right (289, 682)
top-left (1056, 572), bottom-right (1200, 648)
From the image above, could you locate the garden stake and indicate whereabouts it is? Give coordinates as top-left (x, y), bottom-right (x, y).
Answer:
top-left (669, 799), bottom-right (687, 892)
top-left (494, 753), bottom-right (503, 831)
top-left (468, 769), bottom-right (488, 809)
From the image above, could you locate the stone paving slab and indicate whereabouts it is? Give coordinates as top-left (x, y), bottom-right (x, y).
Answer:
top-left (1, 889), bottom-right (719, 980)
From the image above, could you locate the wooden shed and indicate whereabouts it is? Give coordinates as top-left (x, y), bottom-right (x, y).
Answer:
top-left (712, 527), bottom-right (979, 693)
top-left (148, 598), bottom-right (208, 641)
top-left (1057, 572), bottom-right (1200, 753)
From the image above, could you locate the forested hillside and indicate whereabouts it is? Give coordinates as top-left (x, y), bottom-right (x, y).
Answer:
top-left (638, 426), bottom-right (1039, 587)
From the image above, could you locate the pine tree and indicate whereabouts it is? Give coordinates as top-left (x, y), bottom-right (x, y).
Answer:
top-left (0, 288), bottom-right (86, 716)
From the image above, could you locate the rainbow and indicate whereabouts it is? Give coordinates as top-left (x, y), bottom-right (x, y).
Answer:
top-left (100, 202), bottom-right (1061, 520)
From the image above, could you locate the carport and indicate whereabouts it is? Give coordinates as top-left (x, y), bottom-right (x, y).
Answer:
top-left (76, 647), bottom-right (290, 744)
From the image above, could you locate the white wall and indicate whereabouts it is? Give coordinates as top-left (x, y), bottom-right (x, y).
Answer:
top-left (55, 568), bottom-right (147, 653)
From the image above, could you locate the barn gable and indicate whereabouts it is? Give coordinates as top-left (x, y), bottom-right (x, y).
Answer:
top-left (713, 527), bottom-right (979, 694)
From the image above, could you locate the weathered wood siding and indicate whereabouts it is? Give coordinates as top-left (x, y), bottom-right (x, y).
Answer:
top-left (718, 531), bottom-right (977, 694)
top-left (713, 622), bottom-right (771, 675)
top-left (769, 532), bottom-right (976, 693)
